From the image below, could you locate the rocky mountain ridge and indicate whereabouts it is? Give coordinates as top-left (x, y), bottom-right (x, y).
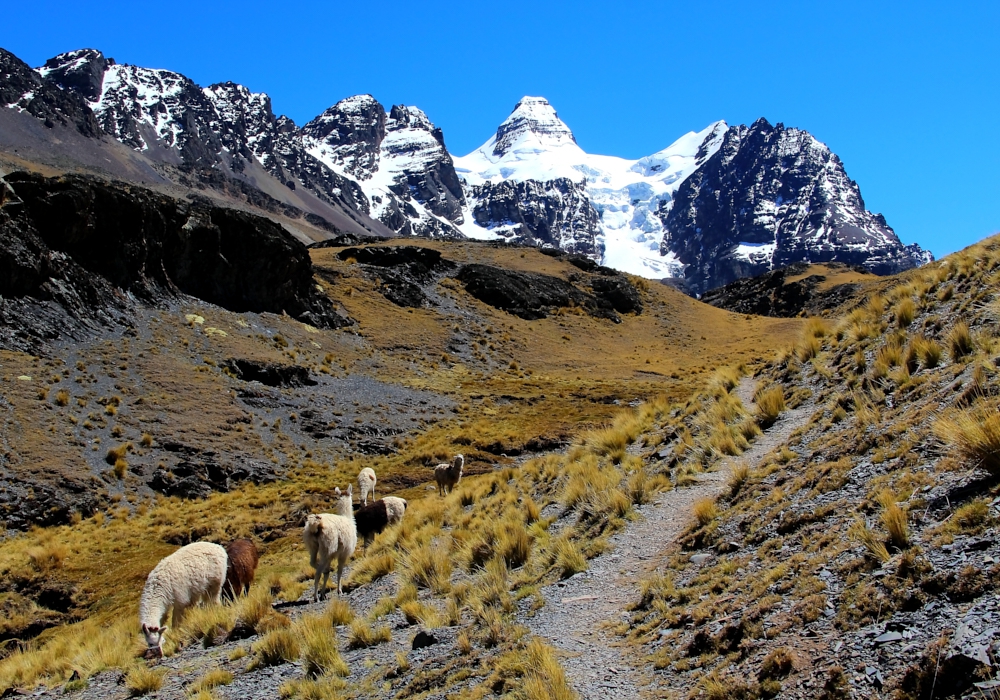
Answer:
top-left (0, 171), bottom-right (349, 351)
top-left (1, 46), bottom-right (931, 293)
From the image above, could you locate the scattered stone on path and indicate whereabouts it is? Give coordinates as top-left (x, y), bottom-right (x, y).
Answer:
top-left (561, 596), bottom-right (598, 604)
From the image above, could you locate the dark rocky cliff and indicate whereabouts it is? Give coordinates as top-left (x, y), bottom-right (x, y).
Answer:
top-left (659, 118), bottom-right (928, 294)
top-left (700, 262), bottom-right (872, 317)
top-left (0, 172), bottom-right (349, 349)
top-left (470, 178), bottom-right (602, 257)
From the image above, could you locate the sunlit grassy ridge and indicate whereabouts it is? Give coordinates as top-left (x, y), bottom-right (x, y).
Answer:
top-left (619, 236), bottom-right (1000, 698)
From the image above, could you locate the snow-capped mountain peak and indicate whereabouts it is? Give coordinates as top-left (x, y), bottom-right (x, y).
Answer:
top-left (492, 96), bottom-right (578, 158)
top-left (454, 101), bottom-right (731, 277)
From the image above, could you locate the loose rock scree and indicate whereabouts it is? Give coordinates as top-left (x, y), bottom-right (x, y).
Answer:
top-left (303, 486), bottom-right (357, 601)
top-left (433, 454), bottom-right (464, 496)
top-left (138, 541), bottom-right (228, 657)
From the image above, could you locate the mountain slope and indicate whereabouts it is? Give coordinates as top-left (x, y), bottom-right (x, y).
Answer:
top-left (620, 238), bottom-right (1000, 698)
top-left (660, 118), bottom-right (929, 293)
top-left (456, 98), bottom-right (929, 289)
top-left (1, 46), bottom-right (931, 293)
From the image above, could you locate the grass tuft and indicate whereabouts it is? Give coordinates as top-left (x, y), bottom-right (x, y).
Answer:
top-left (895, 298), bottom-right (916, 327)
top-left (553, 536), bottom-right (587, 579)
top-left (935, 406), bottom-right (1000, 475)
top-left (300, 613), bottom-right (349, 678)
top-left (877, 490), bottom-right (910, 550)
top-left (728, 462), bottom-right (750, 498)
top-left (848, 520), bottom-right (890, 563)
top-left (693, 497), bottom-right (718, 527)
top-left (346, 619), bottom-right (392, 649)
top-left (125, 666), bottom-right (166, 696)
top-left (324, 599), bottom-right (355, 627)
top-left (912, 335), bottom-right (943, 369)
top-left (189, 668), bottom-right (234, 694)
top-left (404, 543), bottom-right (452, 594)
top-left (249, 628), bottom-right (300, 669)
top-left (948, 321), bottom-right (974, 362)
top-left (754, 385), bottom-right (785, 428)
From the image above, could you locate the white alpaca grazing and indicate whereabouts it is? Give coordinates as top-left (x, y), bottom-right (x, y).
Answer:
top-left (138, 541), bottom-right (228, 657)
top-left (382, 496), bottom-right (407, 527)
top-left (434, 454), bottom-right (464, 496)
top-left (357, 467), bottom-right (377, 506)
top-left (303, 486), bottom-right (357, 601)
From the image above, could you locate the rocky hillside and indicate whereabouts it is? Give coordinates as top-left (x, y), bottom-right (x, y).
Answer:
top-left (0, 46), bottom-right (929, 293)
top-left (0, 171), bottom-right (347, 350)
top-left (620, 237), bottom-right (1000, 698)
top-left (700, 262), bottom-right (880, 318)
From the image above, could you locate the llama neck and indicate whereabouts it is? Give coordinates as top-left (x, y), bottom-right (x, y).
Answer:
top-left (138, 583), bottom-right (169, 627)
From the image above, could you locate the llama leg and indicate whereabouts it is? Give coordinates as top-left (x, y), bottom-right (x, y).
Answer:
top-left (208, 579), bottom-right (223, 605)
top-left (172, 604), bottom-right (186, 630)
top-left (313, 569), bottom-right (321, 602)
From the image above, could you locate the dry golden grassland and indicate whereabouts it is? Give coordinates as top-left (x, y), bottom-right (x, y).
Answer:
top-left (0, 242), bottom-right (805, 694)
top-left (783, 263), bottom-right (880, 293)
top-left (0, 390), bottom-right (686, 694)
top-left (621, 236), bottom-right (1000, 698)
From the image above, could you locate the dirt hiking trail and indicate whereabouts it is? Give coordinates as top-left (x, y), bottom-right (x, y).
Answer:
top-left (524, 379), bottom-right (814, 698)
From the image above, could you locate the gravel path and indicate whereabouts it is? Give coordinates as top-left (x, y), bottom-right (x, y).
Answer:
top-left (525, 379), bottom-right (814, 698)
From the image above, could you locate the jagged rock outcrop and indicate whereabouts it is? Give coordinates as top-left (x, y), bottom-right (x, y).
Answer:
top-left (455, 263), bottom-right (637, 322)
top-left (469, 178), bottom-right (602, 257)
top-left (301, 94), bottom-right (387, 180)
top-left (383, 105), bottom-right (466, 223)
top-left (0, 171), bottom-right (349, 349)
top-left (700, 262), bottom-right (872, 317)
top-left (0, 49), bottom-right (102, 137)
top-left (335, 245), bottom-right (457, 308)
top-left (303, 96), bottom-right (466, 238)
top-left (659, 118), bottom-right (930, 294)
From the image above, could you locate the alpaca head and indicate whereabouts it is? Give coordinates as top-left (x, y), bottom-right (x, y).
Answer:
top-left (333, 485), bottom-right (353, 516)
top-left (453, 454), bottom-right (464, 471)
top-left (141, 623), bottom-right (166, 656)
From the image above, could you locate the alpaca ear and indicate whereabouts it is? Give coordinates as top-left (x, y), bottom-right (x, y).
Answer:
top-left (347, 484), bottom-right (353, 496)
top-left (161, 625), bottom-right (168, 633)
top-left (335, 487), bottom-right (341, 496)
top-left (142, 623), bottom-right (148, 633)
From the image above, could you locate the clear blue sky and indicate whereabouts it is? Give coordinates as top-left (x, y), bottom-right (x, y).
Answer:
top-left (3, 0), bottom-right (997, 258)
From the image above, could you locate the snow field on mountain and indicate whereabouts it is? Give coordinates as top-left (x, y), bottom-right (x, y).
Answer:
top-left (453, 97), bottom-right (728, 276)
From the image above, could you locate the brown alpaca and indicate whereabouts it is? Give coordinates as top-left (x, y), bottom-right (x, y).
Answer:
top-left (222, 539), bottom-right (259, 600)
